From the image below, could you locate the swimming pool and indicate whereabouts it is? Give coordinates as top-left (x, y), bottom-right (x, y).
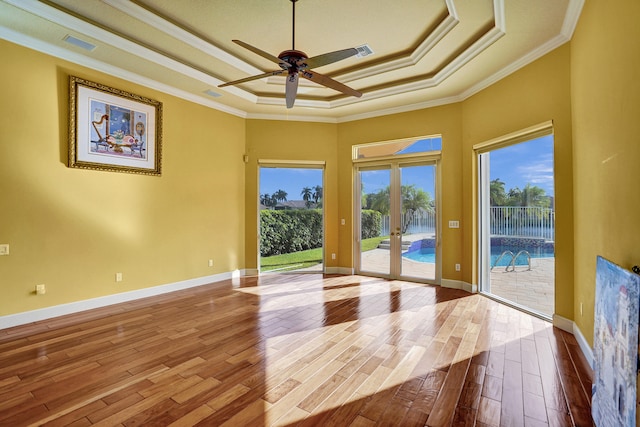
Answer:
top-left (402, 244), bottom-right (554, 265)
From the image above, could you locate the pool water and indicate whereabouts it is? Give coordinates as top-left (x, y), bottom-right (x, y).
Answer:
top-left (402, 245), bottom-right (554, 265)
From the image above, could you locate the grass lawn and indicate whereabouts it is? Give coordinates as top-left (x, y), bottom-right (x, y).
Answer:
top-left (260, 236), bottom-right (389, 272)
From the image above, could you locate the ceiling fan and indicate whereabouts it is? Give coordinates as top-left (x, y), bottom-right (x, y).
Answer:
top-left (218, 0), bottom-right (363, 108)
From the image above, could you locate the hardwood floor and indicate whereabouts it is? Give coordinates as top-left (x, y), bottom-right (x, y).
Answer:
top-left (0, 274), bottom-right (593, 426)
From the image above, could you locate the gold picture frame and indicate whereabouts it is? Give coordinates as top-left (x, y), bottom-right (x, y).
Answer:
top-left (68, 76), bottom-right (163, 175)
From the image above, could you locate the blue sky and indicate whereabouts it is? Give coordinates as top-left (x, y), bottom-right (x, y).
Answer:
top-left (259, 134), bottom-right (554, 200)
top-left (489, 135), bottom-right (554, 196)
top-left (260, 168), bottom-right (323, 199)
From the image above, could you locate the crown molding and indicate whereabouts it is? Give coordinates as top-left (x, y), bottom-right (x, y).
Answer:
top-left (561, 0), bottom-right (585, 37)
top-left (336, 94), bottom-right (465, 123)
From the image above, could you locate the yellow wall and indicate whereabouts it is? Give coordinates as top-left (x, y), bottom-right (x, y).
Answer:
top-left (244, 120), bottom-right (338, 270)
top-left (570, 0), bottom-right (640, 345)
top-left (462, 44), bottom-right (574, 319)
top-left (0, 39), bottom-right (246, 316)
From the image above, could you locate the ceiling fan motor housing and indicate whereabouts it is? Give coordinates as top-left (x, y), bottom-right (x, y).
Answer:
top-left (278, 49), bottom-right (308, 67)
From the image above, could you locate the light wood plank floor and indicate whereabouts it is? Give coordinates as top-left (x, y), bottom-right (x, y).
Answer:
top-left (0, 274), bottom-right (593, 426)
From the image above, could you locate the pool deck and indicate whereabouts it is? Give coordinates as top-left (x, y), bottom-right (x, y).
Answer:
top-left (362, 232), bottom-right (555, 317)
top-left (487, 258), bottom-right (554, 317)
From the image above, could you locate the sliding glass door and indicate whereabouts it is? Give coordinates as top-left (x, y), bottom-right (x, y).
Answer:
top-left (478, 133), bottom-right (555, 317)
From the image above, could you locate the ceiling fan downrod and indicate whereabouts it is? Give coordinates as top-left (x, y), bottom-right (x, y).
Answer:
top-left (291, 0), bottom-right (298, 50)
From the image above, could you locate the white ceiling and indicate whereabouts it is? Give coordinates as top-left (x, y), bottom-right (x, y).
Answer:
top-left (0, 0), bottom-right (583, 123)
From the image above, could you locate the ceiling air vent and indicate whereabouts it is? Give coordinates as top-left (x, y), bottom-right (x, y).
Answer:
top-left (63, 35), bottom-right (96, 51)
top-left (355, 44), bottom-right (374, 58)
top-left (204, 89), bottom-right (222, 98)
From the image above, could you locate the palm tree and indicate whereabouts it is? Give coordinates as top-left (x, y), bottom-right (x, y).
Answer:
top-left (301, 187), bottom-right (313, 208)
top-left (273, 189), bottom-right (288, 203)
top-left (260, 193), bottom-right (276, 209)
top-left (369, 187), bottom-right (390, 216)
top-left (401, 185), bottom-right (433, 233)
top-left (312, 185), bottom-right (323, 204)
top-left (507, 184), bottom-right (549, 207)
top-left (504, 184), bottom-right (550, 230)
top-left (490, 178), bottom-right (507, 206)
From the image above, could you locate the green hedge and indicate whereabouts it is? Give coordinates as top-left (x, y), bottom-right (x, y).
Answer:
top-left (260, 209), bottom-right (382, 256)
top-left (361, 209), bottom-right (382, 239)
top-left (260, 209), bottom-right (323, 256)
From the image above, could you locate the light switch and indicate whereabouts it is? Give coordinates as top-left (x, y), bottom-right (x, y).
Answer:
top-left (0, 244), bottom-right (8, 255)
top-left (448, 220), bottom-right (460, 228)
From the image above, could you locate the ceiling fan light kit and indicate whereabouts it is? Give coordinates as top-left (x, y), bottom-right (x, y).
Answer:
top-left (219, 0), bottom-right (362, 108)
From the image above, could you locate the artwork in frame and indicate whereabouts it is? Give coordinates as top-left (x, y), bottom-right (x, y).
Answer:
top-left (592, 255), bottom-right (640, 427)
top-left (68, 76), bottom-right (162, 175)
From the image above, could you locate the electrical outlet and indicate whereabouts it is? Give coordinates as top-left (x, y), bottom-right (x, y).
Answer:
top-left (35, 284), bottom-right (46, 295)
top-left (331, 253), bottom-right (336, 260)
top-left (208, 259), bottom-right (214, 267)
top-left (455, 263), bottom-right (461, 272)
top-left (115, 272), bottom-right (123, 282)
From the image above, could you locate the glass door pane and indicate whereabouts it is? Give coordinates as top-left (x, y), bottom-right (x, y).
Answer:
top-left (399, 163), bottom-right (437, 281)
top-left (478, 135), bottom-right (555, 317)
top-left (357, 162), bottom-right (439, 283)
top-left (358, 167), bottom-right (391, 276)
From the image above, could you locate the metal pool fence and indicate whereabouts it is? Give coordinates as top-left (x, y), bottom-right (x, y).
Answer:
top-left (380, 206), bottom-right (554, 240)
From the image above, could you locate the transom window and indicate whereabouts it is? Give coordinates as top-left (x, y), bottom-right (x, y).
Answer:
top-left (353, 136), bottom-right (442, 160)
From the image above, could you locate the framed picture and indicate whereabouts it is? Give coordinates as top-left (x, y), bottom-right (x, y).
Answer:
top-left (68, 76), bottom-right (162, 175)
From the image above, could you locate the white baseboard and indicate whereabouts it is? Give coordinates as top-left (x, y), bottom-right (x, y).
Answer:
top-left (442, 279), bottom-right (477, 293)
top-left (0, 269), bottom-right (247, 330)
top-left (553, 314), bottom-right (594, 369)
top-left (325, 267), bottom-right (354, 275)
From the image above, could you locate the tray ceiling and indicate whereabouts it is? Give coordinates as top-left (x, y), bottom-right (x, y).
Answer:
top-left (0, 0), bottom-right (583, 122)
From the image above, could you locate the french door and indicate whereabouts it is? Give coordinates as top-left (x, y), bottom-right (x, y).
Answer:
top-left (355, 160), bottom-right (439, 283)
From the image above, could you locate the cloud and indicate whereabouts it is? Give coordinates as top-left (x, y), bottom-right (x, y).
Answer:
top-left (515, 158), bottom-right (554, 194)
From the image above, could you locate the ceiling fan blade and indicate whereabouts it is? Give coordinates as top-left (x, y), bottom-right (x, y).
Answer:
top-left (285, 72), bottom-right (299, 109)
top-left (300, 70), bottom-right (362, 98)
top-left (218, 69), bottom-right (286, 87)
top-left (232, 40), bottom-right (291, 68)
top-left (300, 48), bottom-right (358, 69)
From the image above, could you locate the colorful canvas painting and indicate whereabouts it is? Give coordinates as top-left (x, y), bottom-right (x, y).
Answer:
top-left (592, 256), bottom-right (640, 427)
